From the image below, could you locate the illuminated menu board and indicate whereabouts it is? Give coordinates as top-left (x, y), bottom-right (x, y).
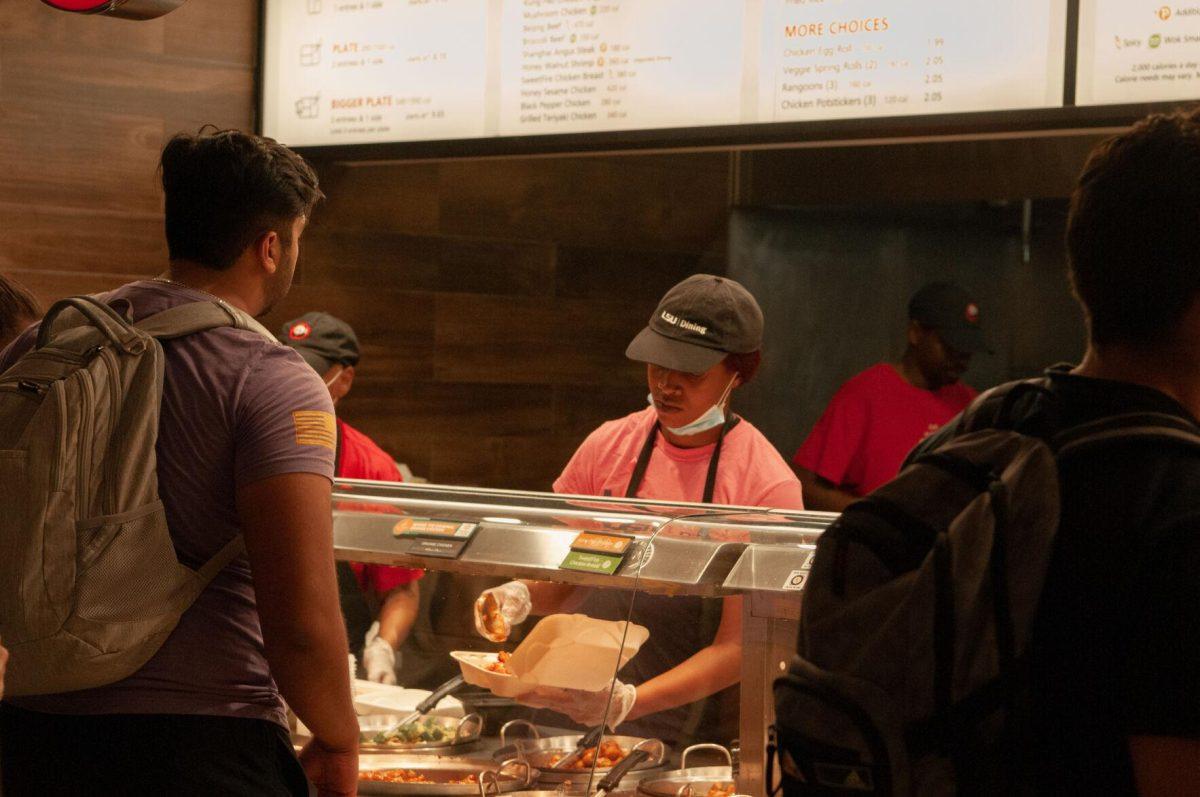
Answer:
top-left (260, 0), bottom-right (1193, 153)
top-left (1077, 1), bottom-right (1200, 105)
top-left (757, 1), bottom-right (1066, 122)
top-left (261, 0), bottom-right (491, 146)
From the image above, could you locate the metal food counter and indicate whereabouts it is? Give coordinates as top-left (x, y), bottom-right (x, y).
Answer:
top-left (333, 479), bottom-right (836, 795)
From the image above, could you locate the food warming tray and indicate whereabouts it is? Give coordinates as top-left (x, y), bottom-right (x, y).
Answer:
top-left (360, 713), bottom-right (484, 753)
top-left (633, 745), bottom-right (734, 797)
top-left (492, 720), bottom-right (666, 785)
top-left (358, 756), bottom-right (535, 795)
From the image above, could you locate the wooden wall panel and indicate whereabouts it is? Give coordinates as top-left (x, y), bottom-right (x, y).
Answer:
top-left (252, 148), bottom-right (735, 489)
top-left (0, 0), bottom-right (258, 317)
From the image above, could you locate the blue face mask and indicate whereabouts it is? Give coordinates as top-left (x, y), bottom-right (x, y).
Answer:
top-left (648, 375), bottom-right (738, 437)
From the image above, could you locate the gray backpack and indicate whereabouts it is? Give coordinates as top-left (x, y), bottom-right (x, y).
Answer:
top-left (0, 294), bottom-right (277, 697)
top-left (771, 380), bottom-right (1200, 795)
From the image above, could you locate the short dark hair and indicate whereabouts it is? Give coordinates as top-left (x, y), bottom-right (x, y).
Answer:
top-left (0, 272), bottom-right (42, 348)
top-left (1067, 107), bottom-right (1200, 346)
top-left (160, 128), bottom-right (323, 271)
top-left (724, 350), bottom-right (762, 384)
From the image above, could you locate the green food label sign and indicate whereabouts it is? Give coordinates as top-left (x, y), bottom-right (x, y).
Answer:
top-left (560, 550), bottom-right (624, 575)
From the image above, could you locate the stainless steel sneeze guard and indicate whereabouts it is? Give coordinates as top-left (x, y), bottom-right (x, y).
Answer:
top-left (332, 479), bottom-right (834, 596)
top-left (332, 478), bottom-right (839, 794)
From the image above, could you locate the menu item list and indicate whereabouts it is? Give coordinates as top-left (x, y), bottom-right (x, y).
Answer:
top-left (758, 0), bottom-right (1067, 122)
top-left (263, 0), bottom-right (1181, 149)
top-left (262, 0), bottom-right (490, 146)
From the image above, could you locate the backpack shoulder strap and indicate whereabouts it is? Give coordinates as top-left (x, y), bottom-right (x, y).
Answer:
top-left (36, 296), bottom-right (144, 353)
top-left (1054, 411), bottom-right (1200, 458)
top-left (134, 300), bottom-right (278, 345)
top-left (959, 376), bottom-right (1056, 434)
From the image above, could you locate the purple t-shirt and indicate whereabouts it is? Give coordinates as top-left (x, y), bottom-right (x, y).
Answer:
top-left (0, 280), bottom-right (335, 726)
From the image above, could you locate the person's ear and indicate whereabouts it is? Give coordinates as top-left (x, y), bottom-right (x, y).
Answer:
top-left (255, 230), bottom-right (281, 276)
top-left (906, 320), bottom-right (924, 347)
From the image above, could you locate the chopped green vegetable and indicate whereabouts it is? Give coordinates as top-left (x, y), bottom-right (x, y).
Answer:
top-left (363, 716), bottom-right (458, 746)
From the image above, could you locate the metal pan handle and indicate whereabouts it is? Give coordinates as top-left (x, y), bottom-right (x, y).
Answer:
top-left (478, 770), bottom-right (501, 797)
top-left (454, 713), bottom-right (484, 744)
top-left (497, 758), bottom-right (534, 788)
top-left (680, 743), bottom-right (732, 770)
top-left (632, 737), bottom-right (667, 767)
top-left (499, 718), bottom-right (540, 748)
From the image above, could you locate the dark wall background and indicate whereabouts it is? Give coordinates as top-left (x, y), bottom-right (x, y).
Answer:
top-left (0, 0), bottom-right (257, 294)
top-left (728, 202), bottom-right (1087, 459)
top-left (2, 2), bottom-right (1105, 490)
top-left (259, 154), bottom-right (731, 490)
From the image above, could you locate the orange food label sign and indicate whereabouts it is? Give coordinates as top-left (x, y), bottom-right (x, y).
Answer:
top-left (392, 517), bottom-right (477, 538)
top-left (570, 532), bottom-right (634, 555)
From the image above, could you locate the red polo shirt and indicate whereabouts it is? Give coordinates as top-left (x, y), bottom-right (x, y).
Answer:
top-left (793, 363), bottom-right (977, 497)
top-left (338, 418), bottom-right (422, 593)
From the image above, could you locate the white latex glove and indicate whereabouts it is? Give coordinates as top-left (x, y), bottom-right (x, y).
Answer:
top-left (363, 621), bottom-right (398, 685)
top-left (521, 680), bottom-right (637, 730)
top-left (473, 581), bottom-right (532, 642)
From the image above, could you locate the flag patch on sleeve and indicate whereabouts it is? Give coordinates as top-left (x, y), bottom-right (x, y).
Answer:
top-left (293, 410), bottom-right (336, 449)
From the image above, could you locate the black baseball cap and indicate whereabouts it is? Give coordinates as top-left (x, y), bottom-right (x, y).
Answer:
top-left (277, 311), bottom-right (360, 374)
top-left (908, 282), bottom-right (992, 354)
top-left (625, 274), bottom-right (764, 373)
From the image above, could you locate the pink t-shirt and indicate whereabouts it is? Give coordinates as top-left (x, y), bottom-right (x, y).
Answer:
top-left (793, 363), bottom-right (977, 497)
top-left (554, 405), bottom-right (804, 510)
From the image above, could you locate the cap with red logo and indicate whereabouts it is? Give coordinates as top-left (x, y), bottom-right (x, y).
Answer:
top-left (908, 281), bottom-right (992, 354)
top-left (276, 311), bottom-right (360, 374)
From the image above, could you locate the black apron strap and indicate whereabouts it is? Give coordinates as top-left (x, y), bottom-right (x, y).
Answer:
top-left (625, 415), bottom-right (739, 504)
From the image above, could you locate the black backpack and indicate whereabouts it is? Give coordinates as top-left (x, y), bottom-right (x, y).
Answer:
top-left (770, 379), bottom-right (1200, 795)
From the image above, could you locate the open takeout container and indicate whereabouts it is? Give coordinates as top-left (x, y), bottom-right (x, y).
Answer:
top-left (452, 614), bottom-right (649, 697)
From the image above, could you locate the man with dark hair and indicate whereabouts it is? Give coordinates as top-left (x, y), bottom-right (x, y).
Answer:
top-left (912, 109), bottom-right (1200, 795)
top-left (0, 129), bottom-right (358, 796)
top-left (0, 272), bottom-right (42, 352)
top-left (793, 281), bottom-right (986, 511)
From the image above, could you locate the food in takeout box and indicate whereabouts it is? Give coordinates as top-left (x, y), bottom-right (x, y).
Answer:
top-left (451, 650), bottom-right (530, 698)
top-left (486, 650), bottom-right (512, 674)
top-left (452, 614), bottom-right (648, 696)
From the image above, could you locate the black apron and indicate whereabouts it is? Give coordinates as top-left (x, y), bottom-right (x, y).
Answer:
top-left (577, 415), bottom-right (741, 748)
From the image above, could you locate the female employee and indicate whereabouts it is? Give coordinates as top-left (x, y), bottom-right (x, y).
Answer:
top-left (474, 274), bottom-right (804, 747)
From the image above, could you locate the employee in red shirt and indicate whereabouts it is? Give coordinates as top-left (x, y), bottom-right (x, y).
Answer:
top-left (792, 282), bottom-right (989, 511)
top-left (279, 312), bottom-right (422, 684)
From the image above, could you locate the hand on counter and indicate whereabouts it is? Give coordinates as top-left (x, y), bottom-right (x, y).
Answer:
top-left (299, 737), bottom-right (359, 797)
top-left (522, 680), bottom-right (637, 730)
top-left (473, 581), bottom-right (532, 642)
top-left (363, 621), bottom-right (398, 685)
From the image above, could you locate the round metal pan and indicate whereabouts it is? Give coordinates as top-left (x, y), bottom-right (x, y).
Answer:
top-left (633, 745), bottom-right (735, 797)
top-left (358, 756), bottom-right (535, 795)
top-left (360, 713), bottom-right (484, 753)
top-left (484, 745), bottom-right (654, 797)
top-left (492, 720), bottom-right (666, 785)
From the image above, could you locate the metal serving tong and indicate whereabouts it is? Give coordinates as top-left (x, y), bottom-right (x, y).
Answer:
top-left (380, 673), bottom-right (465, 738)
top-left (592, 746), bottom-right (652, 796)
top-left (548, 723), bottom-right (606, 771)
